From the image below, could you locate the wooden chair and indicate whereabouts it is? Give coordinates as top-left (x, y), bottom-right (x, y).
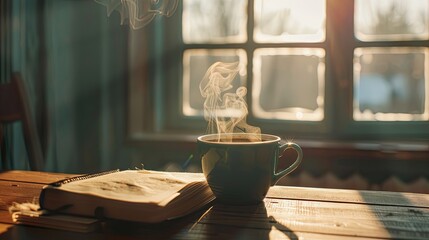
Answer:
top-left (0, 73), bottom-right (44, 170)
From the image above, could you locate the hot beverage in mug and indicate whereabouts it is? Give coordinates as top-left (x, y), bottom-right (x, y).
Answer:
top-left (197, 133), bottom-right (303, 205)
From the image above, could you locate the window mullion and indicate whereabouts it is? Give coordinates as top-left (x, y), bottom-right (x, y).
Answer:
top-left (326, 0), bottom-right (355, 138)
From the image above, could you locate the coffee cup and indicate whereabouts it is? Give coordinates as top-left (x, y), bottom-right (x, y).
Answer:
top-left (197, 133), bottom-right (302, 205)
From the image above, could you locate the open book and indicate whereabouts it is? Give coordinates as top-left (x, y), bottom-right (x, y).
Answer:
top-left (38, 169), bottom-right (215, 223)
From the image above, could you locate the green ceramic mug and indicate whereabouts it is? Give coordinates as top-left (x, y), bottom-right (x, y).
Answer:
top-left (197, 133), bottom-right (303, 205)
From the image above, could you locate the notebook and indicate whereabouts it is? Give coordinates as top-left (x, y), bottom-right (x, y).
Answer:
top-left (9, 202), bottom-right (100, 233)
top-left (38, 169), bottom-right (215, 223)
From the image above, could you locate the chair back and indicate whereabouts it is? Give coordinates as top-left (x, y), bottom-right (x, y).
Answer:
top-left (0, 73), bottom-right (44, 170)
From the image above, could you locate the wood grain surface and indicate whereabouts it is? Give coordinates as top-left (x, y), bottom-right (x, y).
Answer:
top-left (0, 170), bottom-right (428, 240)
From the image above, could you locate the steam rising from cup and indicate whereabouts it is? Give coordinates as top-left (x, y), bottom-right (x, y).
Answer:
top-left (200, 62), bottom-right (261, 142)
top-left (95, 0), bottom-right (178, 29)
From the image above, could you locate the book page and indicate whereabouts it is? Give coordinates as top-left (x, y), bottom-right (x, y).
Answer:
top-left (57, 170), bottom-right (205, 205)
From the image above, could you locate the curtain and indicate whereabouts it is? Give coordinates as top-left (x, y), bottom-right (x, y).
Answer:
top-left (2, 0), bottom-right (128, 173)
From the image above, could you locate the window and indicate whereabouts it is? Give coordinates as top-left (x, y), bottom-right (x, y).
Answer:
top-left (129, 0), bottom-right (429, 141)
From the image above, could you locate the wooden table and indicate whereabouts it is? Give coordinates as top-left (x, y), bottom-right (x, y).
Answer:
top-left (1, 170), bottom-right (428, 240)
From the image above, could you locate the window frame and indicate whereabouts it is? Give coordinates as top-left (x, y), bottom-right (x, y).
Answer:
top-left (127, 0), bottom-right (429, 143)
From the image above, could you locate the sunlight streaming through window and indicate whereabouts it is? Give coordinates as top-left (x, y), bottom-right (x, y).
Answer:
top-left (355, 0), bottom-right (429, 41)
top-left (254, 0), bottom-right (325, 43)
top-left (252, 48), bottom-right (325, 121)
top-left (182, 0), bottom-right (247, 43)
top-left (353, 47), bottom-right (429, 121)
top-left (182, 49), bottom-right (247, 117)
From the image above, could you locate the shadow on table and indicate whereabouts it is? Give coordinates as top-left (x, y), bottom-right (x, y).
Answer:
top-left (0, 209), bottom-right (204, 240)
top-left (359, 190), bottom-right (429, 240)
top-left (180, 201), bottom-right (298, 240)
top-left (0, 225), bottom-right (100, 240)
top-left (0, 201), bottom-right (299, 240)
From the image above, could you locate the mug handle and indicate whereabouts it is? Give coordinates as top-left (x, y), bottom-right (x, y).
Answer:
top-left (272, 142), bottom-right (303, 185)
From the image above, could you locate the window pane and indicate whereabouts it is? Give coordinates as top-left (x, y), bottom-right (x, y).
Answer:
top-left (183, 49), bottom-right (247, 117)
top-left (254, 0), bottom-right (325, 43)
top-left (182, 0), bottom-right (247, 43)
top-left (354, 47), bottom-right (429, 121)
top-left (355, 0), bottom-right (429, 41)
top-left (253, 48), bottom-right (325, 121)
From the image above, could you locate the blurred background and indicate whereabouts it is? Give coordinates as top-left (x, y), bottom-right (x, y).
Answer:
top-left (1, 0), bottom-right (428, 193)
